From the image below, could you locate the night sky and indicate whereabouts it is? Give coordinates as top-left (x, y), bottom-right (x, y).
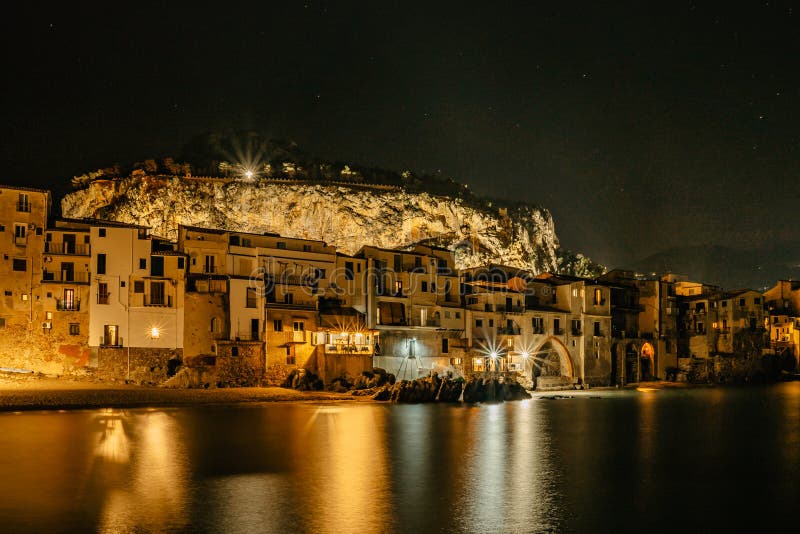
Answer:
top-left (2, 2), bottom-right (799, 278)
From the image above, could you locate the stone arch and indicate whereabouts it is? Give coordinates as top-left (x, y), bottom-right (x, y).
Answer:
top-left (531, 336), bottom-right (575, 378)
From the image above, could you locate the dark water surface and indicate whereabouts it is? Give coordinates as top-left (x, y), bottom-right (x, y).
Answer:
top-left (1, 384), bottom-right (799, 533)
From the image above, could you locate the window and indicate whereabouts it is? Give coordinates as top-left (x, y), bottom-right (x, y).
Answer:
top-left (0, 318), bottom-right (5, 329)
top-left (84, 235), bottom-right (90, 243)
top-left (0, 224), bottom-right (4, 231)
top-left (229, 235), bottom-right (240, 246)
top-left (210, 317), bottom-right (219, 333)
top-left (472, 357), bottom-right (485, 372)
top-left (293, 321), bottom-right (304, 331)
top-left (421, 281), bottom-right (428, 292)
top-left (98, 228), bottom-right (106, 237)
top-left (441, 338), bottom-right (449, 353)
top-left (722, 301), bottom-right (728, 308)
top-left (283, 293), bottom-right (294, 304)
top-left (415, 257), bottom-right (422, 269)
top-left (286, 347), bottom-right (296, 365)
top-left (303, 244), bottom-right (311, 252)
top-left (573, 288), bottom-right (578, 297)
top-left (242, 238), bottom-right (252, 248)
top-left (394, 280), bottom-right (403, 295)
top-left (273, 319), bottom-right (283, 332)
top-left (455, 312), bottom-right (461, 319)
top-left (554, 318), bottom-right (561, 334)
top-left (594, 321), bottom-right (601, 336)
top-left (98, 282), bottom-right (109, 304)
top-left (431, 282), bottom-right (436, 292)
top-left (739, 298), bottom-right (746, 306)
top-left (138, 258), bottom-right (146, 270)
top-left (277, 242), bottom-right (286, 250)
top-left (231, 346), bottom-right (239, 357)
top-left (594, 288), bottom-right (603, 306)
top-left (17, 193), bottom-right (30, 212)
top-left (488, 319), bottom-right (494, 328)
top-left (12, 258), bottom-right (26, 271)
top-left (475, 319), bottom-right (483, 328)
top-left (97, 254), bottom-right (106, 275)
top-left (177, 257), bottom-right (185, 269)
top-left (393, 254), bottom-right (402, 272)
top-left (571, 319), bottom-right (581, 334)
top-left (345, 262), bottom-right (354, 280)
top-left (246, 287), bottom-right (257, 308)
top-left (754, 297), bottom-right (761, 305)
top-left (450, 357), bottom-right (462, 365)
top-left (533, 317), bottom-right (544, 332)
top-left (204, 255), bottom-right (215, 273)
top-left (150, 281), bottom-right (165, 306)
top-left (45, 311), bottom-right (53, 320)
top-left (133, 280), bottom-right (145, 293)
top-left (151, 256), bottom-right (164, 277)
top-left (697, 322), bottom-right (705, 334)
top-left (444, 311), bottom-right (451, 319)
top-left (14, 224), bottom-right (26, 240)
top-left (69, 323), bottom-right (80, 336)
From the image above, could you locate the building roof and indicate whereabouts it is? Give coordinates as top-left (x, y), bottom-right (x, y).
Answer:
top-left (0, 184), bottom-right (51, 195)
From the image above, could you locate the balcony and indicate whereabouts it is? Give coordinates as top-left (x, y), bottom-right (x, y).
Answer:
top-left (44, 242), bottom-right (90, 256)
top-left (571, 329), bottom-right (582, 336)
top-left (14, 236), bottom-right (27, 246)
top-left (266, 299), bottom-right (316, 310)
top-left (325, 343), bottom-right (373, 354)
top-left (143, 295), bottom-right (173, 307)
top-left (532, 327), bottom-right (545, 335)
top-left (279, 331), bottom-right (308, 344)
top-left (232, 332), bottom-right (262, 342)
top-left (265, 273), bottom-right (317, 287)
top-left (410, 318), bottom-right (441, 327)
top-left (552, 328), bottom-right (564, 335)
top-left (498, 327), bottom-right (521, 336)
top-left (42, 271), bottom-right (90, 284)
top-left (497, 305), bottom-right (525, 314)
top-left (100, 336), bottom-right (124, 347)
top-left (56, 299), bottom-right (81, 311)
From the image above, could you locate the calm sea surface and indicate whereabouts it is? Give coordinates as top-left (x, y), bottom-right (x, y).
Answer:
top-left (1, 384), bottom-right (799, 533)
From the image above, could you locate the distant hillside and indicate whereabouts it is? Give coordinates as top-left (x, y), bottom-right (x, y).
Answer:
top-left (631, 244), bottom-right (800, 290)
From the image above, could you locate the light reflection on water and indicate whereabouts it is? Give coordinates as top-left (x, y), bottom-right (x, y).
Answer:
top-left (0, 384), bottom-right (799, 533)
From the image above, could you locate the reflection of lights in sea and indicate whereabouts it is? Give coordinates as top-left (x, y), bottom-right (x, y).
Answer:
top-left (636, 387), bottom-right (657, 392)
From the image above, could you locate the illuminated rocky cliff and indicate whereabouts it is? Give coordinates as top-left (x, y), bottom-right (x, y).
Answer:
top-left (62, 175), bottom-right (582, 274)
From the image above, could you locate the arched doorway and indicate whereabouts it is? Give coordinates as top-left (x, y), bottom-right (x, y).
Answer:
top-left (640, 342), bottom-right (655, 381)
top-left (529, 337), bottom-right (574, 389)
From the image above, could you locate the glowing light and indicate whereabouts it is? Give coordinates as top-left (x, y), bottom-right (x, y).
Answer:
top-left (489, 351), bottom-right (498, 359)
top-left (521, 351), bottom-right (530, 359)
top-left (636, 387), bottom-right (657, 392)
top-left (245, 169), bottom-right (254, 179)
top-left (150, 326), bottom-right (160, 339)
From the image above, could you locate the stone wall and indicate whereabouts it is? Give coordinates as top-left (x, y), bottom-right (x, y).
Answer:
top-left (96, 347), bottom-right (182, 384)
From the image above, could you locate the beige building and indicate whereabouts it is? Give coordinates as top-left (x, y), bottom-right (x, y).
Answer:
top-left (89, 221), bottom-right (185, 382)
top-left (769, 314), bottom-right (800, 367)
top-left (360, 245), bottom-right (465, 381)
top-left (764, 280), bottom-right (800, 316)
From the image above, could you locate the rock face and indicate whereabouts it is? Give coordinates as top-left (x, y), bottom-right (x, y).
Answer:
top-left (62, 176), bottom-right (561, 272)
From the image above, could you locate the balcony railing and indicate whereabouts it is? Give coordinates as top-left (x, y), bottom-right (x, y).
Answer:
top-left (100, 336), bottom-right (123, 347)
top-left (409, 318), bottom-right (442, 327)
top-left (498, 327), bottom-right (521, 336)
top-left (14, 236), bottom-right (27, 246)
top-left (44, 242), bottom-right (90, 256)
top-left (266, 299), bottom-right (316, 310)
top-left (56, 299), bottom-right (80, 311)
top-left (553, 328), bottom-right (564, 335)
top-left (325, 343), bottom-right (373, 354)
top-left (265, 273), bottom-right (317, 287)
top-left (232, 332), bottom-right (262, 342)
top-left (42, 271), bottom-right (90, 284)
top-left (143, 295), bottom-right (173, 307)
top-left (497, 305), bottom-right (525, 314)
top-left (532, 327), bottom-right (545, 335)
top-left (571, 329), bottom-right (582, 336)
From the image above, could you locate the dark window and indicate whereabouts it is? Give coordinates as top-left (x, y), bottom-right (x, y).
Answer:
top-left (277, 242), bottom-right (286, 249)
top-left (303, 245), bottom-right (311, 252)
top-left (739, 298), bottom-right (746, 306)
top-left (0, 318), bottom-right (5, 329)
top-left (151, 256), bottom-right (164, 277)
top-left (98, 228), bottom-right (106, 237)
top-left (229, 235), bottom-right (240, 246)
top-left (345, 262), bottom-right (354, 280)
top-left (139, 258), bottom-right (146, 270)
top-left (246, 287), bottom-right (257, 308)
top-left (414, 257), bottom-right (422, 268)
top-left (393, 255), bottom-right (402, 272)
top-left (35, 227), bottom-right (42, 236)
top-left (554, 318), bottom-right (561, 333)
top-left (69, 323), bottom-right (80, 335)
top-left (421, 281), bottom-right (428, 292)
top-left (293, 321), bottom-right (304, 332)
top-left (594, 321), bottom-right (601, 336)
top-left (177, 257), bottom-right (185, 269)
top-left (84, 235), bottom-right (90, 244)
top-left (12, 258), bottom-right (26, 271)
top-left (273, 319), bottom-right (283, 332)
top-left (98, 282), bottom-right (110, 304)
top-left (476, 319), bottom-right (483, 328)
top-left (0, 224), bottom-right (4, 231)
top-left (488, 319), bottom-right (494, 328)
top-left (286, 347), bottom-right (296, 365)
top-left (754, 297), bottom-right (761, 305)
top-left (150, 281), bottom-right (165, 305)
top-left (133, 281), bottom-right (145, 293)
top-left (96, 254), bottom-right (106, 275)
top-left (232, 346), bottom-right (239, 357)
top-left (441, 338), bottom-right (449, 353)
